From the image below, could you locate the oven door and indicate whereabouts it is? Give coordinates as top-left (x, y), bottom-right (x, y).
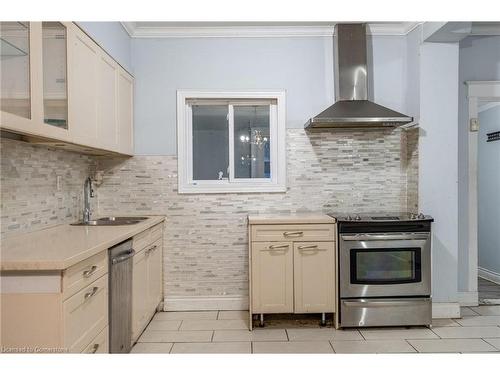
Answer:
top-left (339, 232), bottom-right (431, 298)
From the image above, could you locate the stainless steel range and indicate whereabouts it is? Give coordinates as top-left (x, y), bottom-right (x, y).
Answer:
top-left (329, 213), bottom-right (434, 328)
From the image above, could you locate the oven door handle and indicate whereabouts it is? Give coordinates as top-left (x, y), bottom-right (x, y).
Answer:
top-left (341, 233), bottom-right (430, 241)
top-left (342, 299), bottom-right (429, 308)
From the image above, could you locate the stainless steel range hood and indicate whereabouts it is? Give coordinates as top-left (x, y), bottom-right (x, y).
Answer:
top-left (306, 23), bottom-right (413, 129)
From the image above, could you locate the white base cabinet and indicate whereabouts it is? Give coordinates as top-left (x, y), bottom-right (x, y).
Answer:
top-left (0, 250), bottom-right (109, 353)
top-left (131, 224), bottom-right (164, 344)
top-left (249, 219), bottom-right (337, 330)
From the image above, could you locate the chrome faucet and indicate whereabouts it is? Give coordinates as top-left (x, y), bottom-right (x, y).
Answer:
top-left (83, 177), bottom-right (95, 223)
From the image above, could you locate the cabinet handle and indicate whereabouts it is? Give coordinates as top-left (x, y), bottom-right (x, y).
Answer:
top-left (283, 231), bottom-right (303, 237)
top-left (145, 245), bottom-right (157, 255)
top-left (83, 265), bottom-right (97, 278)
top-left (268, 244), bottom-right (289, 250)
top-left (84, 286), bottom-right (99, 301)
top-left (297, 245), bottom-right (319, 250)
top-left (90, 343), bottom-right (99, 353)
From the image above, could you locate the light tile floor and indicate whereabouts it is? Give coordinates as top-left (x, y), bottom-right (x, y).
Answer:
top-left (478, 277), bottom-right (500, 302)
top-left (132, 309), bottom-right (500, 354)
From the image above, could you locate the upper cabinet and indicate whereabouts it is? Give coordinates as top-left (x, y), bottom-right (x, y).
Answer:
top-left (0, 22), bottom-right (134, 156)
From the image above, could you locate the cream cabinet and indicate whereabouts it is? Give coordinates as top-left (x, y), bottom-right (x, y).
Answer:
top-left (131, 224), bottom-right (164, 344)
top-left (293, 241), bottom-right (335, 313)
top-left (0, 22), bottom-right (134, 155)
top-left (248, 217), bottom-right (337, 330)
top-left (0, 250), bottom-right (109, 353)
top-left (251, 242), bottom-right (294, 313)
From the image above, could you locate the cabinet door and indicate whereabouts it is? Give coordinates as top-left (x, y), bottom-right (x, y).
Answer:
top-left (41, 21), bottom-right (70, 140)
top-left (251, 242), bottom-right (293, 313)
top-left (131, 249), bottom-right (148, 343)
top-left (117, 68), bottom-right (133, 155)
top-left (97, 53), bottom-right (118, 151)
top-left (68, 27), bottom-right (98, 147)
top-left (147, 239), bottom-right (163, 314)
top-left (293, 242), bottom-right (335, 313)
top-left (0, 21), bottom-right (40, 134)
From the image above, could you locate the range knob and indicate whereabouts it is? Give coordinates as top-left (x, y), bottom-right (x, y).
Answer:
top-left (346, 215), bottom-right (353, 221)
top-left (410, 213), bottom-right (418, 220)
top-left (354, 214), bottom-right (362, 221)
top-left (417, 213), bottom-right (426, 219)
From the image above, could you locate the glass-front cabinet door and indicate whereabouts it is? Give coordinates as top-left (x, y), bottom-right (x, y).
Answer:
top-left (42, 21), bottom-right (68, 130)
top-left (0, 22), bottom-right (31, 121)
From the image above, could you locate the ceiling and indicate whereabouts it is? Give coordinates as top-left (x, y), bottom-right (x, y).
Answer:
top-left (121, 22), bottom-right (421, 38)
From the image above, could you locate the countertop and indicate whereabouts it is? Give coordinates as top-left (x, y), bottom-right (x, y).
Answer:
top-left (247, 213), bottom-right (336, 225)
top-left (0, 216), bottom-right (165, 271)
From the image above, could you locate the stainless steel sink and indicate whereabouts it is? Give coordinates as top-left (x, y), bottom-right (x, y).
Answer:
top-left (71, 216), bottom-right (149, 226)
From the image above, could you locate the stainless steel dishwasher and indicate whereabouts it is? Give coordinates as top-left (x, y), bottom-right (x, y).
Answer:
top-left (109, 239), bottom-right (135, 353)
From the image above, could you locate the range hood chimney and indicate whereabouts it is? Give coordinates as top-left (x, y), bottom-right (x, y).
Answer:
top-left (306, 23), bottom-right (413, 129)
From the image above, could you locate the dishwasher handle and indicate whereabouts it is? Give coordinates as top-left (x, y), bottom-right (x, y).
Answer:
top-left (111, 249), bottom-right (135, 265)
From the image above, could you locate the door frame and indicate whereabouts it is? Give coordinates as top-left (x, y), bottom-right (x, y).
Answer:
top-left (466, 80), bottom-right (500, 304)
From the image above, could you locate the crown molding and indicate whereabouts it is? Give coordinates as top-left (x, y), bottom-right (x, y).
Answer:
top-left (121, 22), bottom-right (421, 38)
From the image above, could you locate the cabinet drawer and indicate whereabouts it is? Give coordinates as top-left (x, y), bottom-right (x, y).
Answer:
top-left (63, 250), bottom-right (108, 299)
top-left (133, 228), bottom-right (151, 253)
top-left (82, 325), bottom-right (109, 353)
top-left (63, 274), bottom-right (108, 352)
top-left (150, 223), bottom-right (163, 243)
top-left (251, 224), bottom-right (334, 242)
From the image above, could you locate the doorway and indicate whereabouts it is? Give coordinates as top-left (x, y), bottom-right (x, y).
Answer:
top-left (466, 81), bottom-right (500, 307)
top-left (477, 101), bottom-right (500, 304)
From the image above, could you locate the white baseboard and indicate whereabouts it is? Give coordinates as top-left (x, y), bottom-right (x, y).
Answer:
top-left (458, 291), bottom-right (479, 306)
top-left (479, 267), bottom-right (500, 285)
top-left (432, 302), bottom-right (461, 318)
top-left (164, 295), bottom-right (248, 311)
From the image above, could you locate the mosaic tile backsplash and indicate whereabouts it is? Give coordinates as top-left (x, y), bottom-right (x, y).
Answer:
top-left (95, 128), bottom-right (419, 300)
top-left (0, 129), bottom-right (418, 302)
top-left (0, 138), bottom-right (96, 237)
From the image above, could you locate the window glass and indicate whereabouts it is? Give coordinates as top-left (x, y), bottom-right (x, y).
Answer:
top-left (192, 105), bottom-right (229, 180)
top-left (234, 105), bottom-right (270, 179)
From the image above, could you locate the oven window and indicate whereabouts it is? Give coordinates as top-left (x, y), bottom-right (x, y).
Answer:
top-left (350, 248), bottom-right (421, 284)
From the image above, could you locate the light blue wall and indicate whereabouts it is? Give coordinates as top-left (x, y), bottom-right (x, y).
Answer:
top-left (457, 36), bottom-right (500, 292)
top-left (478, 104), bottom-right (500, 277)
top-left (419, 42), bottom-right (460, 303)
top-left (77, 22), bottom-right (132, 73)
top-left (131, 35), bottom-right (408, 155)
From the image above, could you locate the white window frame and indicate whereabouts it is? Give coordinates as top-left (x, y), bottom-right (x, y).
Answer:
top-left (177, 90), bottom-right (286, 194)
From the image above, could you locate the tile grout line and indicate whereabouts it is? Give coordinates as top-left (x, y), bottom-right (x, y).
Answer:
top-left (480, 338), bottom-right (500, 351)
top-left (405, 339), bottom-right (420, 353)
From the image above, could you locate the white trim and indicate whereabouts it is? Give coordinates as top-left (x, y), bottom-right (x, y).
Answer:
top-left (479, 267), bottom-right (500, 285)
top-left (177, 90), bottom-right (287, 194)
top-left (458, 291), bottom-right (479, 307)
top-left (163, 295), bottom-right (248, 311)
top-left (465, 80), bottom-right (500, 308)
top-left (121, 22), bottom-right (421, 39)
top-left (432, 302), bottom-right (461, 319)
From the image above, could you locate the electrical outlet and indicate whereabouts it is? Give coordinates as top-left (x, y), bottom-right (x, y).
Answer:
top-left (56, 175), bottom-right (62, 191)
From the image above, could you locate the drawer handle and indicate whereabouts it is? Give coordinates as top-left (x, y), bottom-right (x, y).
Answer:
top-left (283, 231), bottom-right (303, 237)
top-left (83, 265), bottom-right (97, 278)
top-left (90, 343), bottom-right (99, 353)
top-left (84, 286), bottom-right (99, 301)
top-left (297, 245), bottom-right (319, 250)
top-left (145, 245), bottom-right (157, 254)
top-left (268, 244), bottom-right (289, 250)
